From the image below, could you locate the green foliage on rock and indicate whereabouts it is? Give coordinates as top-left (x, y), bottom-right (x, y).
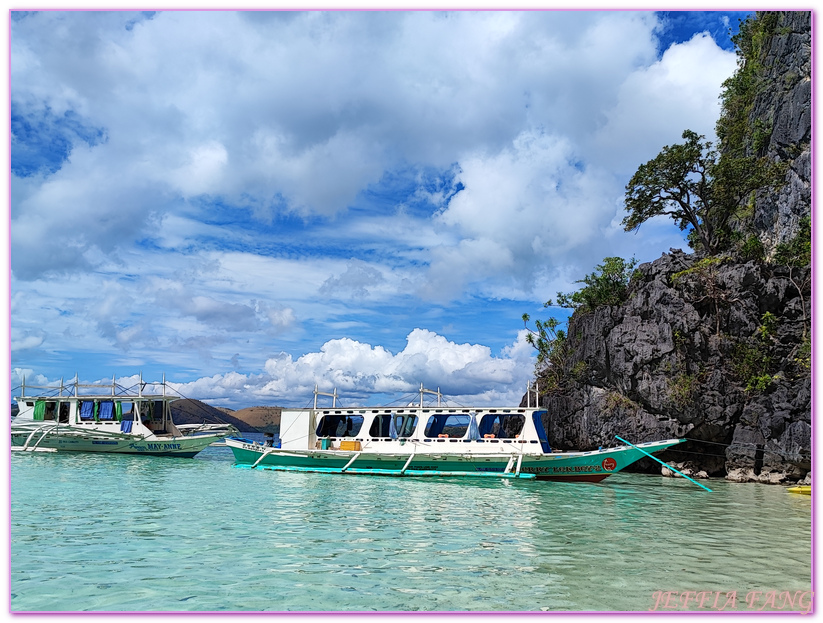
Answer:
top-left (671, 257), bottom-right (737, 335)
top-left (668, 372), bottom-right (701, 408)
top-left (717, 12), bottom-right (781, 158)
top-left (554, 256), bottom-right (638, 313)
top-left (772, 216), bottom-right (811, 266)
top-left (522, 312), bottom-right (571, 394)
top-left (733, 312), bottom-right (781, 392)
top-left (794, 337), bottom-right (811, 371)
top-left (733, 341), bottom-right (773, 392)
top-left (739, 234), bottom-right (765, 261)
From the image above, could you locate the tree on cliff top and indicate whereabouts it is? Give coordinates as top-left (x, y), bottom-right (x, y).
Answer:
top-left (555, 256), bottom-right (637, 313)
top-left (622, 129), bottom-right (780, 255)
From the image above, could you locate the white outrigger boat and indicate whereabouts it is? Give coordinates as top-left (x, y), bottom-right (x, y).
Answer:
top-left (12, 375), bottom-right (237, 457)
top-left (226, 385), bottom-right (685, 482)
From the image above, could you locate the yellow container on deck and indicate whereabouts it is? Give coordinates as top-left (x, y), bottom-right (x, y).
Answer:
top-left (340, 440), bottom-right (361, 451)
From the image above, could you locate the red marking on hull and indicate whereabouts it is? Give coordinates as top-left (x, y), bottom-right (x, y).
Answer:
top-left (535, 473), bottom-right (612, 483)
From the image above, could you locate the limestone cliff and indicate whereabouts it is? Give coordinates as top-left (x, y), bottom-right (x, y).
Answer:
top-left (527, 11), bottom-right (811, 484)
top-left (745, 11), bottom-right (811, 252)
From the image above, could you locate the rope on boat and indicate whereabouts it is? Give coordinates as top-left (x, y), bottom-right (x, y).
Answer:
top-left (616, 436), bottom-right (712, 492)
top-left (681, 438), bottom-right (811, 460)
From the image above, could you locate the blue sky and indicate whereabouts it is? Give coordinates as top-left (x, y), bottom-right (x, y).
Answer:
top-left (8, 9), bottom-right (751, 408)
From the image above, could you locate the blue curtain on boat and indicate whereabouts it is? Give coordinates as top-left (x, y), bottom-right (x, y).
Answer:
top-left (120, 420), bottom-right (133, 433)
top-left (80, 401), bottom-right (95, 421)
top-left (425, 415), bottom-right (448, 437)
top-left (389, 413), bottom-right (398, 439)
top-left (98, 401), bottom-right (115, 420)
top-left (532, 412), bottom-right (552, 453)
top-left (479, 415), bottom-right (497, 436)
top-left (468, 412), bottom-right (480, 440)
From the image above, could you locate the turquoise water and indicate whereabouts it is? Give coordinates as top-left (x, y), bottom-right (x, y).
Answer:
top-left (11, 444), bottom-right (812, 612)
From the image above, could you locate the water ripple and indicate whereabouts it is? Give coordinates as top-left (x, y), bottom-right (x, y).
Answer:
top-left (11, 448), bottom-right (811, 612)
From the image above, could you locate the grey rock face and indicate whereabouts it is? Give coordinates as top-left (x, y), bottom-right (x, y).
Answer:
top-left (525, 13), bottom-right (811, 483)
top-left (750, 11), bottom-right (811, 252)
top-left (528, 250), bottom-right (810, 482)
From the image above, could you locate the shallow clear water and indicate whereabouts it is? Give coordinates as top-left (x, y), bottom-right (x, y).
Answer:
top-left (11, 443), bottom-right (812, 612)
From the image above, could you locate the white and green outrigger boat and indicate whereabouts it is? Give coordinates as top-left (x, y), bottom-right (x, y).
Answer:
top-left (12, 374), bottom-right (237, 457)
top-left (226, 385), bottom-right (685, 482)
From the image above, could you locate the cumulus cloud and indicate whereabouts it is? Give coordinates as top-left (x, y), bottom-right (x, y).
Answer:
top-left (12, 329), bottom-right (537, 409)
top-left (591, 32), bottom-right (738, 173)
top-left (10, 10), bottom-right (744, 398)
top-left (426, 129), bottom-right (617, 299)
top-left (257, 328), bottom-right (535, 406)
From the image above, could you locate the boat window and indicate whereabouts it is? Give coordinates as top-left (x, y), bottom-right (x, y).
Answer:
top-left (424, 414), bottom-right (469, 438)
top-left (315, 414), bottom-right (364, 438)
top-left (116, 401), bottom-right (133, 421)
top-left (58, 402), bottom-right (70, 423)
top-left (143, 400), bottom-right (166, 422)
top-left (43, 401), bottom-right (57, 421)
top-left (367, 414), bottom-right (419, 438)
top-left (369, 415), bottom-right (393, 438)
top-left (114, 400), bottom-right (134, 422)
top-left (478, 414), bottom-right (525, 439)
top-left (397, 415), bottom-right (418, 438)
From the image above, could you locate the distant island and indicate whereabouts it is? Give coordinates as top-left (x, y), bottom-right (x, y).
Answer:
top-left (171, 399), bottom-right (281, 434)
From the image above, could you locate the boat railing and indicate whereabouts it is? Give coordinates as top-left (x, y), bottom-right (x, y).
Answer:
top-left (417, 383), bottom-right (442, 407)
top-left (525, 380), bottom-right (540, 409)
top-left (18, 372), bottom-right (179, 400)
top-left (313, 385), bottom-right (338, 408)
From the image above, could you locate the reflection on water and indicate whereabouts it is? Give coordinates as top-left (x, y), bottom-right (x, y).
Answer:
top-left (11, 450), bottom-right (811, 612)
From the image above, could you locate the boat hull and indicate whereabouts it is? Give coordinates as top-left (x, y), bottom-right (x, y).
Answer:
top-left (11, 429), bottom-right (222, 458)
top-left (225, 437), bottom-right (685, 482)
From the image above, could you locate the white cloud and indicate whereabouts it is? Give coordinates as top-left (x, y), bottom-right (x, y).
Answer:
top-left (319, 259), bottom-right (386, 299)
top-left (427, 129), bottom-right (617, 299)
top-left (10, 332), bottom-right (45, 352)
top-left (591, 32), bottom-right (738, 173)
top-left (10, 10), bottom-right (744, 400)
top-left (170, 141), bottom-right (229, 197)
top-left (252, 328), bottom-right (536, 405)
top-left (12, 328), bottom-right (537, 409)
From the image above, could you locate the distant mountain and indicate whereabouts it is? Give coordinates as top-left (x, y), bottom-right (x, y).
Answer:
top-left (170, 399), bottom-right (259, 433)
top-left (230, 406), bottom-right (281, 434)
top-left (10, 396), bottom-right (279, 434)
